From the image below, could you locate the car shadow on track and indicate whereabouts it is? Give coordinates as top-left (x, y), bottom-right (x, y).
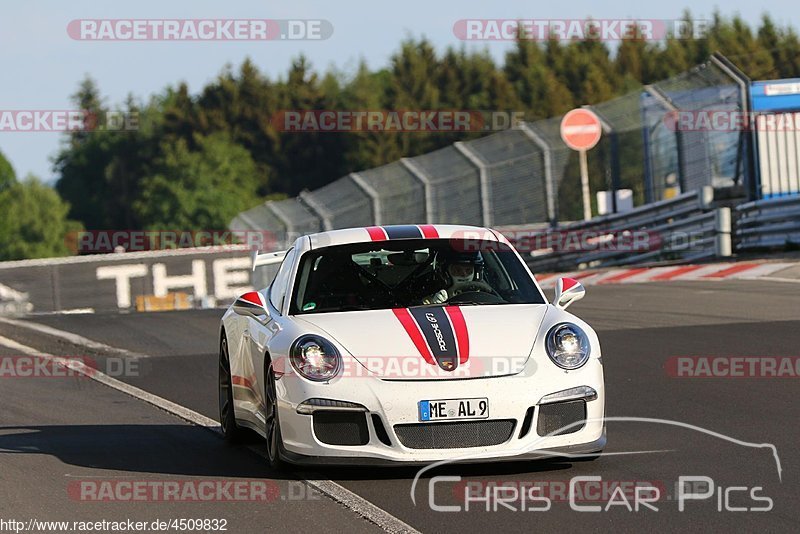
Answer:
top-left (306, 458), bottom-right (578, 483)
top-left (0, 424), bottom-right (296, 481)
top-left (0, 424), bottom-right (597, 484)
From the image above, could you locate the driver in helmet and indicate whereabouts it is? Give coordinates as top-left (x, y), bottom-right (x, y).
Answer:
top-left (422, 251), bottom-right (493, 304)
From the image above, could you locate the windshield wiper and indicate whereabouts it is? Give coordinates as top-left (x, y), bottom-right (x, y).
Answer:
top-left (409, 300), bottom-right (508, 308)
top-left (305, 304), bottom-right (375, 313)
top-left (448, 300), bottom-right (510, 306)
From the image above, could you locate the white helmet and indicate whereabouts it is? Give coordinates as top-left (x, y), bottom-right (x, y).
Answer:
top-left (448, 263), bottom-right (475, 286)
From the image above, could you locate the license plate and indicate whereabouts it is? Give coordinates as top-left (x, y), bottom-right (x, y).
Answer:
top-left (418, 398), bottom-right (489, 421)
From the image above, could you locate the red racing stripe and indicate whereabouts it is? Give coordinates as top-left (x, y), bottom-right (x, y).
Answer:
top-left (445, 306), bottom-right (470, 364)
top-left (418, 225), bottom-right (439, 238)
top-left (392, 308), bottom-right (435, 365)
top-left (366, 226), bottom-right (388, 241)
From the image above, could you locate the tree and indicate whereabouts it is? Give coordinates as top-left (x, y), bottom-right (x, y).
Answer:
top-left (272, 55), bottom-right (351, 194)
top-left (50, 13), bottom-right (800, 233)
top-left (54, 76), bottom-right (153, 229)
top-left (758, 15), bottom-right (800, 78)
top-left (0, 149), bottom-right (15, 192)
top-left (505, 41), bottom-right (573, 118)
top-left (0, 176), bottom-right (82, 260)
top-left (133, 132), bottom-right (260, 230)
top-left (708, 14), bottom-right (775, 79)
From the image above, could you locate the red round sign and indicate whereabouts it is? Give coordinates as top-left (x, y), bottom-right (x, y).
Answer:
top-left (560, 108), bottom-right (602, 151)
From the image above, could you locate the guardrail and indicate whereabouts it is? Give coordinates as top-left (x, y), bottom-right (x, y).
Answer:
top-left (0, 246), bottom-right (254, 315)
top-left (734, 195), bottom-right (800, 251)
top-left (498, 187), bottom-right (733, 272)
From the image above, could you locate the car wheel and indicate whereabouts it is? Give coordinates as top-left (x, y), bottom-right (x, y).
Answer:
top-left (219, 334), bottom-right (244, 442)
top-left (264, 356), bottom-right (285, 470)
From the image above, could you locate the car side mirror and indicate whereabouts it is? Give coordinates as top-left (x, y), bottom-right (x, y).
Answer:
top-left (233, 291), bottom-right (271, 322)
top-left (553, 277), bottom-right (585, 310)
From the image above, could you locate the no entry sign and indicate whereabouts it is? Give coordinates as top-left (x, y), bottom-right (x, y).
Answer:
top-left (560, 108), bottom-right (602, 151)
top-left (561, 107), bottom-right (602, 221)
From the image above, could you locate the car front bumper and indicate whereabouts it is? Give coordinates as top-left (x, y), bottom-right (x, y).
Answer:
top-left (274, 359), bottom-right (605, 465)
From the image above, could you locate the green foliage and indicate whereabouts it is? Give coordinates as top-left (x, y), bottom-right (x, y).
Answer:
top-left (0, 176), bottom-right (82, 260)
top-left (0, 149), bottom-right (15, 192)
top-left (133, 132), bottom-right (259, 230)
top-left (47, 13), bottom-right (800, 234)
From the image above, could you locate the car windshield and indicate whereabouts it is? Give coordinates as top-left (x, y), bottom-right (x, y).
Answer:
top-left (289, 238), bottom-right (545, 314)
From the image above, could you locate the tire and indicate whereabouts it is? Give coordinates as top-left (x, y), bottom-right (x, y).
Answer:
top-left (219, 333), bottom-right (245, 443)
top-left (264, 356), bottom-right (286, 471)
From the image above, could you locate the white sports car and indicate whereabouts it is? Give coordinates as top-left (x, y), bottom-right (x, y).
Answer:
top-left (218, 224), bottom-right (605, 467)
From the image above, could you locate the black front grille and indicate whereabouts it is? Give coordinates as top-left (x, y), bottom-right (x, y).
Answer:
top-left (313, 412), bottom-right (369, 446)
top-left (536, 400), bottom-right (587, 436)
top-left (394, 420), bottom-right (516, 449)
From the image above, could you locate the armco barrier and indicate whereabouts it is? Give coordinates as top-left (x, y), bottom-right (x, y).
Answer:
top-left (499, 187), bottom-right (733, 272)
top-left (735, 195), bottom-right (800, 251)
top-left (0, 246), bottom-right (260, 315)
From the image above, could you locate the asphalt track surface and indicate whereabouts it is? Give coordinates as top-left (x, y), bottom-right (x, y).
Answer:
top-left (1, 280), bottom-right (798, 532)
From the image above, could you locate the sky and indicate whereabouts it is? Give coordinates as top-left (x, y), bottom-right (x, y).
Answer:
top-left (0, 0), bottom-right (797, 184)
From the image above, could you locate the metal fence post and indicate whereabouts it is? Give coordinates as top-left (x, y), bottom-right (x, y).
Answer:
top-left (401, 157), bottom-right (435, 224)
top-left (265, 202), bottom-right (290, 228)
top-left (711, 53), bottom-right (756, 200)
top-left (235, 208), bottom-right (262, 230)
top-left (520, 123), bottom-right (556, 225)
top-left (644, 85), bottom-right (684, 199)
top-left (348, 172), bottom-right (382, 226)
top-left (265, 202), bottom-right (293, 247)
top-left (298, 191), bottom-right (334, 231)
top-left (454, 142), bottom-right (492, 227)
top-left (586, 107), bottom-right (619, 214)
top-left (700, 185), bottom-right (715, 209)
top-left (714, 207), bottom-right (732, 257)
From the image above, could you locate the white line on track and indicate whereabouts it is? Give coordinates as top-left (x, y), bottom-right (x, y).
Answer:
top-left (0, 316), bottom-right (147, 359)
top-left (0, 332), bottom-right (420, 534)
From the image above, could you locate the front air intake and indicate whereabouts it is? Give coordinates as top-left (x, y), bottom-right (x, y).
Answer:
top-left (536, 400), bottom-right (587, 436)
top-left (312, 412), bottom-right (369, 446)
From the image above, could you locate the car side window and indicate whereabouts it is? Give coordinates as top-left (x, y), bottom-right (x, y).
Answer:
top-left (269, 248), bottom-right (296, 312)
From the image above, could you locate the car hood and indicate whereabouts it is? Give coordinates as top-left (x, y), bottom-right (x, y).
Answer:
top-left (296, 304), bottom-right (549, 380)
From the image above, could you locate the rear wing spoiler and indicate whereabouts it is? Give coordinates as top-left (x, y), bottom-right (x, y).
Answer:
top-left (251, 249), bottom-right (287, 271)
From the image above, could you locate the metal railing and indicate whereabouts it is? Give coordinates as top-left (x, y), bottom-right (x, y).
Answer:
top-left (499, 188), bottom-right (732, 272)
top-left (735, 195), bottom-right (800, 250)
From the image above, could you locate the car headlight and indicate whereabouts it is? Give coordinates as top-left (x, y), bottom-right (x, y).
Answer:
top-left (545, 323), bottom-right (591, 370)
top-left (290, 335), bottom-right (341, 382)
